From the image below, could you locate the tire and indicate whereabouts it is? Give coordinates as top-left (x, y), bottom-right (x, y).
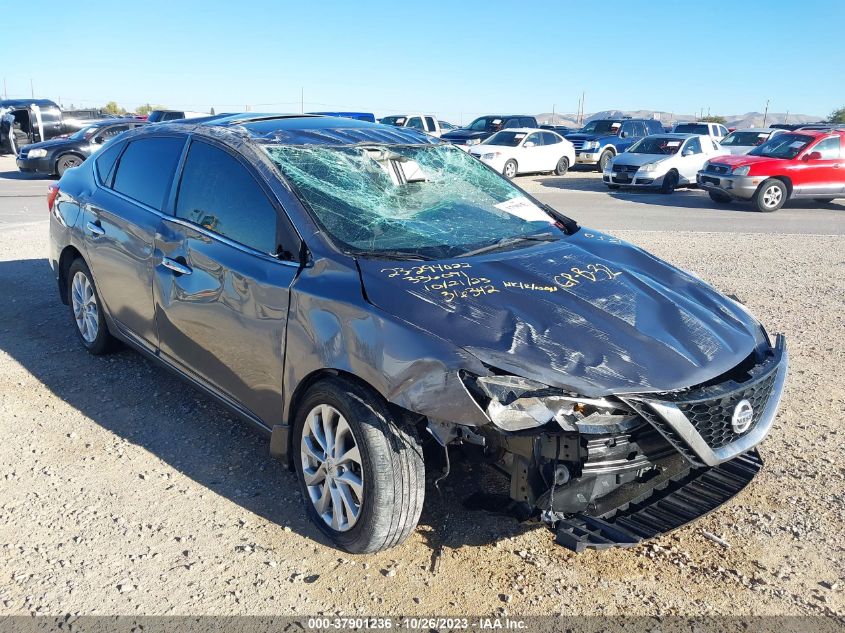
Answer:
top-left (597, 151), bottom-right (613, 173)
top-left (709, 191), bottom-right (732, 204)
top-left (660, 170), bottom-right (679, 194)
top-left (67, 258), bottom-right (115, 355)
top-left (753, 178), bottom-right (787, 212)
top-left (554, 156), bottom-right (569, 176)
top-left (502, 159), bottom-right (518, 179)
top-left (293, 375), bottom-right (425, 553)
top-left (56, 154), bottom-right (84, 177)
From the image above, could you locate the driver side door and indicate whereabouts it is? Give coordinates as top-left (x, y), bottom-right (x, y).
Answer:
top-left (677, 137), bottom-right (705, 182)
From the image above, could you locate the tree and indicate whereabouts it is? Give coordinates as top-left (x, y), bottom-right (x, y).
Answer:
top-left (136, 103), bottom-right (152, 116)
top-left (828, 106), bottom-right (845, 123)
top-left (103, 101), bottom-right (126, 115)
top-left (699, 115), bottom-right (727, 124)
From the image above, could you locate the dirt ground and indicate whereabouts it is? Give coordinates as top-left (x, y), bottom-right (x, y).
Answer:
top-left (0, 217), bottom-right (843, 619)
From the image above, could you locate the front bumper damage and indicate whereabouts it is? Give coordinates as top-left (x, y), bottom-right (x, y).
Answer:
top-left (455, 335), bottom-right (787, 551)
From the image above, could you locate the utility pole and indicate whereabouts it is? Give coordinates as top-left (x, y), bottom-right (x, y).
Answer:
top-left (30, 78), bottom-right (34, 99)
top-left (3, 78), bottom-right (7, 99)
top-left (784, 110), bottom-right (790, 124)
top-left (763, 99), bottom-right (770, 127)
top-left (580, 91), bottom-right (585, 125)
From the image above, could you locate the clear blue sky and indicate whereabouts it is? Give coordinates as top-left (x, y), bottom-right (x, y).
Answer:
top-left (2, 0), bottom-right (842, 122)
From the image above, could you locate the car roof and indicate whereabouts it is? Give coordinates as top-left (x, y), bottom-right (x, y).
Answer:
top-left (731, 127), bottom-right (778, 133)
top-left (147, 113), bottom-right (437, 146)
top-left (492, 127), bottom-right (554, 134)
top-left (472, 114), bottom-right (535, 119)
top-left (86, 117), bottom-right (146, 127)
top-left (650, 133), bottom-right (698, 139)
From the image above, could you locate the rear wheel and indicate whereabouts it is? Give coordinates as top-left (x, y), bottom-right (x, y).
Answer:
top-left (597, 151), bottom-right (613, 172)
top-left (293, 376), bottom-right (425, 553)
top-left (660, 170), bottom-right (679, 194)
top-left (754, 179), bottom-right (787, 212)
top-left (709, 191), bottom-right (732, 204)
top-left (554, 156), bottom-right (569, 176)
top-left (502, 159), bottom-right (518, 179)
top-left (67, 258), bottom-right (115, 355)
top-left (56, 153), bottom-right (83, 177)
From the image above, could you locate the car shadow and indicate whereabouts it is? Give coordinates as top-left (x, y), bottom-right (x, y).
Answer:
top-left (524, 174), bottom-right (606, 193)
top-left (0, 167), bottom-right (53, 181)
top-left (0, 257), bottom-right (536, 556)
top-left (607, 188), bottom-right (845, 212)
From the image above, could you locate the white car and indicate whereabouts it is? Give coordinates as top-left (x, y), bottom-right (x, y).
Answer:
top-left (672, 121), bottom-right (729, 142)
top-left (468, 128), bottom-right (575, 178)
top-left (717, 127), bottom-right (785, 155)
top-left (603, 133), bottom-right (723, 193)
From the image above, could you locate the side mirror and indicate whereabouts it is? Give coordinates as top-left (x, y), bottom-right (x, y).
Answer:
top-left (802, 151), bottom-right (822, 161)
top-left (620, 131), bottom-right (628, 138)
top-left (91, 137), bottom-right (103, 145)
top-left (523, 141), bottom-right (535, 148)
top-left (682, 148), bottom-right (694, 156)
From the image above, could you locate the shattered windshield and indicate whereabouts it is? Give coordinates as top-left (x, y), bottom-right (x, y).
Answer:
top-left (627, 137), bottom-right (683, 155)
top-left (265, 143), bottom-right (563, 259)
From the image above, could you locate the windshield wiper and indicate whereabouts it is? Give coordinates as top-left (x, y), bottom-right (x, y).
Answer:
top-left (459, 232), bottom-right (558, 258)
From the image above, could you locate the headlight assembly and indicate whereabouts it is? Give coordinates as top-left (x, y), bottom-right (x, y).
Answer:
top-left (27, 149), bottom-right (48, 158)
top-left (466, 138), bottom-right (481, 146)
top-left (481, 152), bottom-right (501, 161)
top-left (465, 373), bottom-right (635, 433)
top-left (732, 165), bottom-right (750, 176)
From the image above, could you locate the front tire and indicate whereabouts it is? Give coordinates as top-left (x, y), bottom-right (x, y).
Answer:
top-left (709, 191), bottom-right (732, 204)
top-left (67, 258), bottom-right (115, 355)
top-left (660, 170), bottom-right (679, 194)
top-left (754, 179), bottom-right (787, 212)
top-left (293, 376), bottom-right (425, 553)
top-left (56, 154), bottom-right (83, 177)
top-left (502, 159), bottom-right (518, 179)
top-left (554, 156), bottom-right (569, 176)
top-left (597, 151), bottom-right (613, 173)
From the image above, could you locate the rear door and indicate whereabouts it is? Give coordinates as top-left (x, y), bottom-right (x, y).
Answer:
top-left (82, 135), bottom-right (186, 350)
top-left (153, 138), bottom-right (300, 425)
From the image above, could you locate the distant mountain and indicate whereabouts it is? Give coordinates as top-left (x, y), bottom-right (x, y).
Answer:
top-left (535, 110), bottom-right (823, 129)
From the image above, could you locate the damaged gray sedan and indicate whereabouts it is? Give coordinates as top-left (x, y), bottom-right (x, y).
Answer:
top-left (48, 114), bottom-right (787, 553)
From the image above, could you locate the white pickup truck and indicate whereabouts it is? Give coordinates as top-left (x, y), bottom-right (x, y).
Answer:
top-left (379, 114), bottom-right (443, 137)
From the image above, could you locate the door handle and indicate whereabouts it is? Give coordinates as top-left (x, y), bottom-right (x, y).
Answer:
top-left (85, 221), bottom-right (105, 237)
top-left (161, 256), bottom-right (192, 276)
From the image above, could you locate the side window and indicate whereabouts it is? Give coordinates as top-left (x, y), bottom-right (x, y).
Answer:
top-left (95, 125), bottom-right (129, 143)
top-left (112, 137), bottom-right (184, 209)
top-left (525, 133), bottom-right (543, 146)
top-left (504, 118), bottom-right (520, 129)
top-left (162, 112), bottom-right (183, 121)
top-left (541, 132), bottom-right (561, 145)
top-left (621, 121), bottom-right (637, 138)
top-left (95, 141), bottom-right (124, 184)
top-left (813, 136), bottom-right (841, 159)
top-left (176, 140), bottom-right (278, 254)
top-left (520, 118), bottom-right (535, 128)
top-left (424, 116), bottom-right (436, 132)
top-left (406, 117), bottom-right (424, 130)
top-left (634, 122), bottom-right (648, 137)
top-left (684, 137), bottom-right (703, 154)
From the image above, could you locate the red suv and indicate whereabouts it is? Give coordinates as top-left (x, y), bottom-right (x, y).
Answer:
top-left (697, 129), bottom-right (844, 211)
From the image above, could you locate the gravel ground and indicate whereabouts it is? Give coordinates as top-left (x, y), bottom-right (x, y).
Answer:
top-left (0, 218), bottom-right (843, 619)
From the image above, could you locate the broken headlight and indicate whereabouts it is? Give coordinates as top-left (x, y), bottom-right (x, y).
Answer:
top-left (464, 373), bottom-right (635, 433)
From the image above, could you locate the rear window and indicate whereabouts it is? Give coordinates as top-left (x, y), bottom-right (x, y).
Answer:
top-left (721, 131), bottom-right (771, 147)
top-left (112, 137), bottom-right (184, 209)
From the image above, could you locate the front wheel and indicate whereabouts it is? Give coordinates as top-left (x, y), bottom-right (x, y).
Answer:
top-left (293, 376), bottom-right (425, 553)
top-left (502, 159), bottom-right (518, 179)
top-left (597, 151), bottom-right (613, 173)
top-left (554, 156), bottom-right (569, 176)
top-left (56, 154), bottom-right (83, 177)
top-left (709, 191), bottom-right (732, 204)
top-left (660, 170), bottom-right (679, 194)
top-left (754, 179), bottom-right (787, 212)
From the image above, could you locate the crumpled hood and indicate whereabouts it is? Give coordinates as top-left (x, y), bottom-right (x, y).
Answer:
top-left (356, 229), bottom-right (764, 397)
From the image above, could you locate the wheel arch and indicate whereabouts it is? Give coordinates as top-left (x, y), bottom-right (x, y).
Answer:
top-left (58, 245), bottom-right (84, 304)
top-left (754, 175), bottom-right (792, 199)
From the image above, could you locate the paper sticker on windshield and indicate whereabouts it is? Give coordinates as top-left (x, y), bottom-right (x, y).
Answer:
top-left (494, 196), bottom-right (551, 223)
top-left (514, 133), bottom-right (526, 139)
top-left (789, 141), bottom-right (805, 148)
top-left (611, 123), bottom-right (621, 128)
top-left (492, 119), bottom-right (502, 125)
top-left (758, 133), bottom-right (769, 138)
top-left (666, 140), bottom-right (680, 147)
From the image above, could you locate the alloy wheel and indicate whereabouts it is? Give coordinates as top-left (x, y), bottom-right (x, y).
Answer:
top-left (71, 271), bottom-right (98, 343)
top-left (762, 185), bottom-right (783, 209)
top-left (300, 404), bottom-right (365, 532)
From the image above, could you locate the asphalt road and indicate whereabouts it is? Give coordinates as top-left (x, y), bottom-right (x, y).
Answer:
top-left (1, 156), bottom-right (842, 235)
